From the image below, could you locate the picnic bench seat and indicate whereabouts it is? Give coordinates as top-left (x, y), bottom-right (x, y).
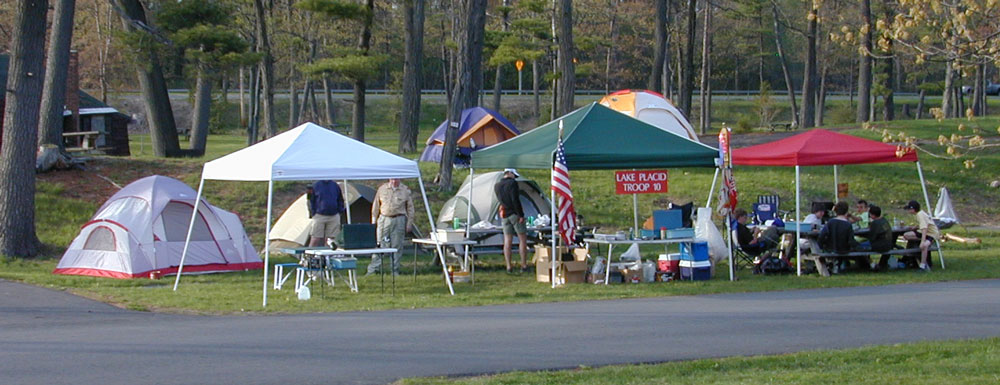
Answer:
top-left (768, 122), bottom-right (793, 132)
top-left (806, 246), bottom-right (940, 277)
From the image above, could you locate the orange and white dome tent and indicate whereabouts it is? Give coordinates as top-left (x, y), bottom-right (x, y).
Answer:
top-left (598, 89), bottom-right (699, 141)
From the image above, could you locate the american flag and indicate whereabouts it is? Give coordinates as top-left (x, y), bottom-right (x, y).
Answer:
top-left (552, 137), bottom-right (577, 245)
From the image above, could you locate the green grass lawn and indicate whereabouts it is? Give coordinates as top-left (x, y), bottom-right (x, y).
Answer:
top-left (397, 338), bottom-right (1000, 384)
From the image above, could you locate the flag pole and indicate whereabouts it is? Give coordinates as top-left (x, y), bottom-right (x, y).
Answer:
top-left (551, 121), bottom-right (563, 288)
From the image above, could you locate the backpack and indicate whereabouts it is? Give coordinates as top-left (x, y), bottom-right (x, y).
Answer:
top-left (754, 256), bottom-right (790, 275)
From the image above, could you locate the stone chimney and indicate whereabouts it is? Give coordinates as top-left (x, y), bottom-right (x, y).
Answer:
top-left (64, 50), bottom-right (80, 133)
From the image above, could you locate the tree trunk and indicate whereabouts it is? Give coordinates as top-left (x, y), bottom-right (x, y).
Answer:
top-left (298, 81), bottom-right (311, 123)
top-left (38, 0), bottom-right (76, 150)
top-left (556, 0), bottom-right (575, 115)
top-left (115, 0), bottom-right (181, 157)
top-left (971, 63), bottom-right (984, 117)
top-left (799, 8), bottom-right (817, 129)
top-left (532, 60), bottom-right (540, 122)
top-left (699, 2), bottom-right (712, 134)
top-left (605, 3), bottom-right (618, 95)
top-left (188, 68), bottom-right (212, 156)
top-left (351, 0), bottom-right (375, 142)
top-left (771, 4), bottom-right (798, 127)
top-left (662, 0), bottom-right (673, 98)
top-left (882, 56), bottom-right (895, 121)
top-left (289, 73), bottom-right (299, 128)
top-left (857, 0), bottom-right (873, 123)
top-left (400, 0), bottom-right (425, 153)
top-left (817, 64), bottom-right (828, 126)
top-left (916, 89), bottom-right (925, 119)
top-left (253, 0), bottom-right (276, 138)
top-left (680, 0), bottom-right (697, 118)
top-left (648, 0), bottom-right (667, 92)
top-left (96, 3), bottom-right (111, 103)
top-left (247, 64), bottom-right (259, 144)
top-left (439, 0), bottom-right (487, 189)
top-left (942, 62), bottom-right (954, 118)
top-left (239, 67), bottom-right (246, 128)
top-left (0, 0), bottom-right (47, 257)
top-left (323, 77), bottom-right (335, 126)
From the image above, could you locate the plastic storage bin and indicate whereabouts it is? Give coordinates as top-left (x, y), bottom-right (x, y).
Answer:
top-left (679, 260), bottom-right (711, 281)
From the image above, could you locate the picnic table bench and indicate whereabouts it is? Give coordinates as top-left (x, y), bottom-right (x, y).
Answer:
top-left (807, 246), bottom-right (940, 277)
top-left (63, 130), bottom-right (101, 152)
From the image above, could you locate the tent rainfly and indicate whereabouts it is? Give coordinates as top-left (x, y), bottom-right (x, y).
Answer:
top-left (55, 175), bottom-right (261, 279)
top-left (419, 107), bottom-right (519, 164)
top-left (725, 129), bottom-right (943, 275)
top-left (174, 122), bottom-right (454, 306)
top-left (472, 102), bottom-right (720, 286)
top-left (598, 89), bottom-right (700, 141)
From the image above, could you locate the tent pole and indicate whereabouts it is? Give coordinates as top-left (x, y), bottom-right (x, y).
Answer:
top-left (173, 176), bottom-right (205, 291)
top-left (343, 179), bottom-right (351, 224)
top-left (833, 165), bottom-right (839, 203)
top-left (707, 167), bottom-right (719, 208)
top-left (418, 169), bottom-right (455, 295)
top-left (916, 161), bottom-right (945, 269)
top-left (263, 179), bottom-right (273, 307)
top-left (796, 166), bottom-right (802, 276)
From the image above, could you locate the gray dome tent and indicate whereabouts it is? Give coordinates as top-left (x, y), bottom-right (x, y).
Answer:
top-left (436, 171), bottom-right (550, 229)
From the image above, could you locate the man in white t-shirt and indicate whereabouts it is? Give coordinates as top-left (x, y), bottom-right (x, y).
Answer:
top-left (902, 200), bottom-right (940, 272)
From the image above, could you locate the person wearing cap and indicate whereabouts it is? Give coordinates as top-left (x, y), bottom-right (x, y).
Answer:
top-left (368, 178), bottom-right (414, 276)
top-left (494, 168), bottom-right (527, 273)
top-left (308, 180), bottom-right (346, 247)
top-left (902, 200), bottom-right (939, 272)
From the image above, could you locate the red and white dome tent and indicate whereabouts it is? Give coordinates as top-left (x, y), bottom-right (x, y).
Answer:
top-left (55, 176), bottom-right (261, 279)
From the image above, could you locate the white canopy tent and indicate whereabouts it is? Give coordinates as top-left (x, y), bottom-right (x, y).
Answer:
top-left (173, 122), bottom-right (454, 306)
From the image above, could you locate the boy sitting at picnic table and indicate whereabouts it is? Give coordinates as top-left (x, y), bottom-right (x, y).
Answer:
top-left (817, 201), bottom-right (859, 274)
top-left (858, 206), bottom-right (894, 271)
top-left (847, 199), bottom-right (871, 229)
top-left (901, 200), bottom-right (939, 272)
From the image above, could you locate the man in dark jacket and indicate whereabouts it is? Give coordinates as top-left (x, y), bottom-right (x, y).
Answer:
top-left (494, 168), bottom-right (527, 273)
top-left (865, 206), bottom-right (894, 271)
top-left (308, 180), bottom-right (346, 247)
top-left (817, 201), bottom-right (858, 274)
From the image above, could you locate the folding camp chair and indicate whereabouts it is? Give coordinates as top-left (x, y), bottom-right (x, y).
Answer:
top-left (751, 202), bottom-right (777, 225)
top-left (757, 195), bottom-right (788, 221)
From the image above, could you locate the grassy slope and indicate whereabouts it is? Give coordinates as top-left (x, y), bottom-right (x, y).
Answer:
top-left (5, 96), bottom-right (999, 314)
top-left (398, 338), bottom-right (1000, 384)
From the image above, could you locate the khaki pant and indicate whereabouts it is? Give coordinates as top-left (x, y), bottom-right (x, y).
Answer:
top-left (368, 215), bottom-right (405, 274)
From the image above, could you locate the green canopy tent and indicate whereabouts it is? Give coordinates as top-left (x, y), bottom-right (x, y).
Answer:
top-left (471, 103), bottom-right (720, 285)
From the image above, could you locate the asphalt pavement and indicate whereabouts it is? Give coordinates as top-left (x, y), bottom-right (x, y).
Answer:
top-left (3, 278), bottom-right (999, 385)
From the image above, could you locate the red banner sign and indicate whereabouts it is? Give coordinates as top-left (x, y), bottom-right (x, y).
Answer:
top-left (615, 170), bottom-right (668, 194)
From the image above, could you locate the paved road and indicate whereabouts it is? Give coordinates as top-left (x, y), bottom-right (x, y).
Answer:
top-left (3, 279), bottom-right (999, 385)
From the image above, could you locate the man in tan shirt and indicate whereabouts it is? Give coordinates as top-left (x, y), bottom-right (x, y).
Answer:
top-left (368, 179), bottom-right (414, 275)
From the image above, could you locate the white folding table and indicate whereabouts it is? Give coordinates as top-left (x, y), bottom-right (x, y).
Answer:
top-left (582, 237), bottom-right (694, 285)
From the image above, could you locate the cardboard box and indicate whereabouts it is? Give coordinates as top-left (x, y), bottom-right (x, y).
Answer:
top-left (621, 267), bottom-right (643, 283)
top-left (536, 260), bottom-right (588, 283)
top-left (534, 246), bottom-right (586, 263)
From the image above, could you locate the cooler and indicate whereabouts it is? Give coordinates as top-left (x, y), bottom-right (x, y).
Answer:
top-left (653, 209), bottom-right (684, 230)
top-left (679, 260), bottom-right (711, 281)
top-left (666, 228), bottom-right (695, 239)
top-left (328, 257), bottom-right (357, 269)
top-left (680, 241), bottom-right (709, 262)
top-left (658, 253), bottom-right (681, 274)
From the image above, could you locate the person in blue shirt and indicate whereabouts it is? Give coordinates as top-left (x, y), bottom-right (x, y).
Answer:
top-left (307, 180), bottom-right (346, 247)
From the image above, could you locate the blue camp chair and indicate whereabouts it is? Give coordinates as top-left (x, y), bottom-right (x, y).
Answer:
top-left (751, 202), bottom-right (776, 225)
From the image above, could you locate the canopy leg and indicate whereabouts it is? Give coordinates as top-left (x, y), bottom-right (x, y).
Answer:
top-left (174, 177), bottom-right (205, 291)
top-left (916, 161), bottom-right (945, 269)
top-left (796, 166), bottom-right (802, 276)
top-left (262, 179), bottom-right (273, 307)
top-left (418, 169), bottom-right (455, 295)
top-left (707, 167), bottom-right (719, 208)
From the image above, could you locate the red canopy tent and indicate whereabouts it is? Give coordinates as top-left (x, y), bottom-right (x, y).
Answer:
top-left (718, 129), bottom-right (942, 275)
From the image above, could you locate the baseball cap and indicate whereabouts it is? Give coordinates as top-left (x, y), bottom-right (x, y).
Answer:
top-left (503, 168), bottom-right (520, 177)
top-left (903, 200), bottom-right (920, 210)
